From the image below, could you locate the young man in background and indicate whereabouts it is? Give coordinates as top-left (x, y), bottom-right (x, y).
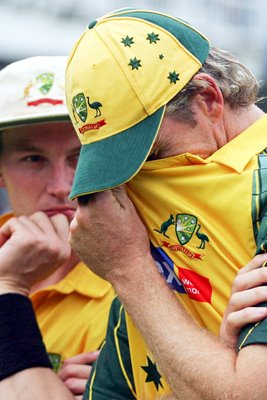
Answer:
top-left (0, 56), bottom-right (114, 399)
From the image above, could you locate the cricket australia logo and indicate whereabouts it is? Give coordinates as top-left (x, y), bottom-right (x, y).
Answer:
top-left (175, 214), bottom-right (197, 245)
top-left (48, 353), bottom-right (62, 373)
top-left (154, 213), bottom-right (209, 260)
top-left (72, 93), bottom-right (87, 123)
top-left (37, 72), bottom-right (54, 94)
top-left (24, 72), bottom-right (63, 107)
top-left (71, 92), bottom-right (106, 134)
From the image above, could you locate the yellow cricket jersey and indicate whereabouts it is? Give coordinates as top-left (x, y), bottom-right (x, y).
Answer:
top-left (0, 213), bottom-right (115, 373)
top-left (31, 262), bottom-right (115, 372)
top-left (87, 115), bottom-right (267, 399)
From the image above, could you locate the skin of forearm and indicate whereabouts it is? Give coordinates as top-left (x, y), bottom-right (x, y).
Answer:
top-left (113, 254), bottom-right (267, 400)
top-left (0, 368), bottom-right (75, 400)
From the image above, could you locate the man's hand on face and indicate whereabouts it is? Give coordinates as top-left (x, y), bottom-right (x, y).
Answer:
top-left (0, 211), bottom-right (71, 295)
top-left (69, 185), bottom-right (152, 285)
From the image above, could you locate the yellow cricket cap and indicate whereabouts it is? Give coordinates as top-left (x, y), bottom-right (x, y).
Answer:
top-left (66, 8), bottom-right (210, 198)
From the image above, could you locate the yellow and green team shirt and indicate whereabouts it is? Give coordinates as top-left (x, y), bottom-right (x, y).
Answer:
top-left (0, 213), bottom-right (115, 373)
top-left (86, 115), bottom-right (267, 400)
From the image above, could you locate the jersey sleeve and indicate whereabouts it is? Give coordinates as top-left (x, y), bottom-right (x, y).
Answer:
top-left (83, 296), bottom-right (136, 400)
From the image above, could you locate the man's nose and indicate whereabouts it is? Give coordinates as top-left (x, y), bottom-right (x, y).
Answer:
top-left (47, 164), bottom-right (73, 198)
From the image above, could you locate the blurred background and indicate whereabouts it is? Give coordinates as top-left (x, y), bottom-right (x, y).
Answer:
top-left (1, 0), bottom-right (267, 212)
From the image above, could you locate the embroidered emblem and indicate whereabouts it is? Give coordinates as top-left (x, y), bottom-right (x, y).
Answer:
top-left (129, 57), bottom-right (142, 70)
top-left (121, 35), bottom-right (134, 47)
top-left (146, 32), bottom-right (160, 44)
top-left (87, 96), bottom-right (102, 118)
top-left (175, 214), bottom-right (197, 245)
top-left (141, 356), bottom-right (164, 391)
top-left (154, 214), bottom-right (175, 238)
top-left (195, 223), bottom-right (209, 249)
top-left (161, 241), bottom-right (202, 260)
top-left (78, 120), bottom-right (106, 134)
top-left (72, 93), bottom-right (106, 133)
top-left (24, 72), bottom-right (63, 107)
top-left (48, 353), bottom-right (62, 373)
top-left (72, 93), bottom-right (88, 123)
top-left (154, 213), bottom-right (209, 259)
top-left (36, 72), bottom-right (54, 94)
top-left (167, 71), bottom-right (179, 84)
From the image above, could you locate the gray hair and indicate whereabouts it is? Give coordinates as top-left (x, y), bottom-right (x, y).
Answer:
top-left (166, 47), bottom-right (260, 123)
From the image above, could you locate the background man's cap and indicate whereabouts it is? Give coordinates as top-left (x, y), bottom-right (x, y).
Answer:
top-left (0, 56), bottom-right (70, 130)
top-left (66, 8), bottom-right (210, 199)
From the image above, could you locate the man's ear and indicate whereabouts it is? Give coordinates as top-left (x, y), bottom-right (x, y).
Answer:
top-left (193, 73), bottom-right (224, 121)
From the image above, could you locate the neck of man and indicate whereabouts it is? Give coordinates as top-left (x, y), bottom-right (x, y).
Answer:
top-left (156, 104), bottom-right (265, 160)
top-left (205, 104), bottom-right (265, 159)
top-left (223, 103), bottom-right (265, 143)
top-left (30, 250), bottom-right (80, 293)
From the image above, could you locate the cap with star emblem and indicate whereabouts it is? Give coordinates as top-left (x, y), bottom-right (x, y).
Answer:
top-left (66, 8), bottom-right (210, 198)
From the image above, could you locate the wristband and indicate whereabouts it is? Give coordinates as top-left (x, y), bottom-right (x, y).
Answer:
top-left (0, 293), bottom-right (52, 380)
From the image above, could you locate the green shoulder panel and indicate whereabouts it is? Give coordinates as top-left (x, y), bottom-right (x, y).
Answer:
top-left (83, 297), bottom-right (136, 400)
top-left (252, 149), bottom-right (267, 253)
top-left (238, 149), bottom-right (267, 350)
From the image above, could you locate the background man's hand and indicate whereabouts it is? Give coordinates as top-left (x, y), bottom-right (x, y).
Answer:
top-left (220, 253), bottom-right (267, 348)
top-left (58, 351), bottom-right (99, 400)
top-left (0, 211), bottom-right (71, 295)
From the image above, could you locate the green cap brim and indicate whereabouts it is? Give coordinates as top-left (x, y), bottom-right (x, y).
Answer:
top-left (69, 107), bottom-right (165, 199)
